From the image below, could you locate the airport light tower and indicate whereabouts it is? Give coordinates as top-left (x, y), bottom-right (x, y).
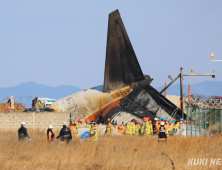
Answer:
top-left (211, 53), bottom-right (222, 62)
top-left (159, 67), bottom-right (215, 119)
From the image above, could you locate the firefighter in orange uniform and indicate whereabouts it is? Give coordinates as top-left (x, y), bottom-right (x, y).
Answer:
top-left (47, 125), bottom-right (57, 143)
top-left (68, 117), bottom-right (78, 137)
top-left (117, 124), bottom-right (126, 134)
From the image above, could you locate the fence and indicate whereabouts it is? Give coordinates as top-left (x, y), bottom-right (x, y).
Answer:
top-left (185, 107), bottom-right (222, 136)
top-left (0, 96), bottom-right (35, 112)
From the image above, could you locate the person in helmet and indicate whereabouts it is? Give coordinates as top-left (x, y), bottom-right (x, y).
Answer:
top-left (106, 118), bottom-right (113, 135)
top-left (153, 117), bottom-right (159, 135)
top-left (156, 120), bottom-right (169, 141)
top-left (125, 119), bottom-right (135, 135)
top-left (173, 120), bottom-right (180, 134)
top-left (149, 119), bottom-right (153, 135)
top-left (135, 120), bottom-right (141, 135)
top-left (47, 125), bottom-right (57, 143)
top-left (68, 117), bottom-right (78, 137)
top-left (75, 118), bottom-right (83, 136)
top-left (167, 121), bottom-right (175, 136)
top-left (141, 117), bottom-right (152, 136)
top-left (179, 118), bottom-right (185, 128)
top-left (85, 118), bottom-right (91, 128)
top-left (89, 121), bottom-right (97, 141)
top-left (78, 118), bottom-right (84, 127)
top-left (18, 122), bottom-right (31, 141)
top-left (56, 122), bottom-right (72, 143)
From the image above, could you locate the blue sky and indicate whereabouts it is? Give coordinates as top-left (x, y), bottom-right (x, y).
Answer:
top-left (0, 1), bottom-right (221, 89)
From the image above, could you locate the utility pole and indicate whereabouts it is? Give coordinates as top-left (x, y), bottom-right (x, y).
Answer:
top-left (188, 85), bottom-right (190, 102)
top-left (158, 67), bottom-right (215, 119)
top-left (164, 82), bottom-right (167, 97)
top-left (180, 67), bottom-right (184, 117)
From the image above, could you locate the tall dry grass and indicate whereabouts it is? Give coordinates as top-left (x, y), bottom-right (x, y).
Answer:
top-left (0, 129), bottom-right (221, 170)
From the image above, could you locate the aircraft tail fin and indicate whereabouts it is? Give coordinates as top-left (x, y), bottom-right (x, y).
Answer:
top-left (103, 9), bottom-right (145, 92)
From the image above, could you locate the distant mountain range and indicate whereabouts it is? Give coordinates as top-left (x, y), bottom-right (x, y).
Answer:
top-left (0, 81), bottom-right (221, 104)
top-left (156, 81), bottom-right (222, 97)
top-left (0, 82), bottom-right (81, 102)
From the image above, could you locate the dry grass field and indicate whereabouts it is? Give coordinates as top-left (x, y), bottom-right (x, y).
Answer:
top-left (0, 129), bottom-right (221, 170)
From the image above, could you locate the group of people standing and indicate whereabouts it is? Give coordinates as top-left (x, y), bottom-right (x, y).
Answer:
top-left (124, 117), bottom-right (186, 141)
top-left (18, 116), bottom-right (186, 143)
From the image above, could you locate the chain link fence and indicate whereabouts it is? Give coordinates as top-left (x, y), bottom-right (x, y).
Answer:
top-left (184, 94), bottom-right (222, 136)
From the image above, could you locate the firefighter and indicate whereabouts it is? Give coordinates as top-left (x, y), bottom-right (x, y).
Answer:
top-left (125, 119), bottom-right (135, 135)
top-left (156, 121), bottom-right (169, 141)
top-left (174, 121), bottom-right (180, 134)
top-left (18, 122), bottom-right (31, 141)
top-left (47, 125), bottom-right (57, 143)
top-left (89, 121), bottom-right (97, 141)
top-left (106, 118), bottom-right (113, 135)
top-left (167, 122), bottom-right (175, 136)
top-left (135, 120), bottom-right (141, 135)
top-left (179, 118), bottom-right (185, 127)
top-left (78, 118), bottom-right (84, 127)
top-left (117, 124), bottom-right (126, 134)
top-left (68, 117), bottom-right (78, 137)
top-left (57, 122), bottom-right (72, 143)
top-left (141, 117), bottom-right (151, 136)
top-left (75, 118), bottom-right (83, 135)
top-left (153, 117), bottom-right (159, 135)
top-left (85, 118), bottom-right (91, 128)
top-left (149, 119), bottom-right (153, 135)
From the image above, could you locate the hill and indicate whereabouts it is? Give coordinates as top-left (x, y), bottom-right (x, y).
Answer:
top-left (0, 82), bottom-right (81, 102)
top-left (156, 81), bottom-right (222, 96)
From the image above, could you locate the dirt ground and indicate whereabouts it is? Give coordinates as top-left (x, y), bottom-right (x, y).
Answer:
top-left (0, 103), bottom-right (26, 112)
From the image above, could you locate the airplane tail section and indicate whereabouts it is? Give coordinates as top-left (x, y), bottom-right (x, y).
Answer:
top-left (103, 9), bottom-right (145, 92)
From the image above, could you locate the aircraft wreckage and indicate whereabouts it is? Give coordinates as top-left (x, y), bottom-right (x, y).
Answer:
top-left (49, 9), bottom-right (184, 123)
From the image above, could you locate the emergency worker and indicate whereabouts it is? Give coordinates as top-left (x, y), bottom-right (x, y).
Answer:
top-left (125, 119), bottom-right (135, 135)
top-left (167, 122), bottom-right (175, 135)
top-left (89, 121), bottom-right (97, 141)
top-left (156, 121), bottom-right (169, 141)
top-left (78, 118), bottom-right (84, 127)
top-left (149, 119), bottom-right (153, 135)
top-left (18, 122), bottom-right (31, 141)
top-left (152, 117), bottom-right (159, 135)
top-left (68, 117), bottom-right (78, 137)
top-left (141, 117), bottom-right (152, 136)
top-left (135, 120), bottom-right (141, 135)
top-left (106, 118), bottom-right (113, 135)
top-left (174, 121), bottom-right (180, 133)
top-left (47, 125), bottom-right (57, 143)
top-left (57, 122), bottom-right (72, 143)
top-left (179, 118), bottom-right (185, 127)
top-left (117, 124), bottom-right (126, 134)
top-left (85, 118), bottom-right (91, 128)
top-left (75, 118), bottom-right (83, 135)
